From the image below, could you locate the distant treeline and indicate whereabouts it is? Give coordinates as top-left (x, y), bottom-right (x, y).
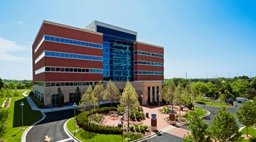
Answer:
top-left (164, 75), bottom-right (256, 100)
top-left (0, 78), bottom-right (32, 90)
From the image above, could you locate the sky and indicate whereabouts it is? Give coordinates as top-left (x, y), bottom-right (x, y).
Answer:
top-left (0, 0), bottom-right (256, 80)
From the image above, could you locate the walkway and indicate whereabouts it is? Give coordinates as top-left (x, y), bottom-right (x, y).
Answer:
top-left (26, 110), bottom-right (74, 142)
top-left (136, 106), bottom-right (189, 142)
top-left (22, 91), bottom-right (75, 113)
top-left (22, 91), bottom-right (74, 142)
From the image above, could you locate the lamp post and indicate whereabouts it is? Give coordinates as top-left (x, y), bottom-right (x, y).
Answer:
top-left (158, 93), bottom-right (160, 107)
top-left (20, 102), bottom-right (24, 129)
top-left (73, 102), bottom-right (77, 140)
top-left (121, 113), bottom-right (124, 142)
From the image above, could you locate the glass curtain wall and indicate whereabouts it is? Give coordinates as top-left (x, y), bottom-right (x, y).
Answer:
top-left (97, 26), bottom-right (136, 81)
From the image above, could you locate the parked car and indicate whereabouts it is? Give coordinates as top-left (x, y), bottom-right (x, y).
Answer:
top-left (236, 97), bottom-right (248, 103)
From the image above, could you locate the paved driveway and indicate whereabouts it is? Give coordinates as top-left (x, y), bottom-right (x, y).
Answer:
top-left (144, 132), bottom-right (182, 142)
top-left (26, 109), bottom-right (74, 142)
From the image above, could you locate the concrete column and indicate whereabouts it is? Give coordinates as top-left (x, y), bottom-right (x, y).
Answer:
top-left (150, 87), bottom-right (153, 103)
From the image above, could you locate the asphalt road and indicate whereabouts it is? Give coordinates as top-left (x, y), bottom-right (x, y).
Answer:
top-left (179, 103), bottom-right (243, 130)
top-left (26, 109), bottom-right (74, 142)
top-left (143, 133), bottom-right (182, 142)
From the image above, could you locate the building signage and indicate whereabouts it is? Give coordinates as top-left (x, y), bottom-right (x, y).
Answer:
top-left (112, 42), bottom-right (130, 49)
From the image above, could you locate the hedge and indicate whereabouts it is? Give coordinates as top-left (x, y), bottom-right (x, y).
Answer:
top-left (76, 107), bottom-right (122, 134)
top-left (29, 93), bottom-right (44, 108)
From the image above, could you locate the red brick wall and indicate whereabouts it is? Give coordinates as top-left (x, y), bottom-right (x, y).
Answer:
top-left (34, 72), bottom-right (102, 82)
top-left (34, 57), bottom-right (103, 71)
top-left (34, 42), bottom-right (102, 60)
top-left (134, 42), bottom-right (164, 81)
top-left (33, 21), bottom-right (103, 82)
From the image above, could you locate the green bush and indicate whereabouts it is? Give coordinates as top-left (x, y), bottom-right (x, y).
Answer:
top-left (130, 108), bottom-right (145, 121)
top-left (0, 109), bottom-right (8, 137)
top-left (160, 106), bottom-right (171, 114)
top-left (129, 124), bottom-right (148, 133)
top-left (124, 133), bottom-right (142, 141)
top-left (29, 93), bottom-right (44, 108)
top-left (89, 113), bottom-right (104, 123)
top-left (13, 90), bottom-right (20, 97)
top-left (76, 107), bottom-right (122, 134)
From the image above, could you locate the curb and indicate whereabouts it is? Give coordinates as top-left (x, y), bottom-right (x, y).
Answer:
top-left (239, 126), bottom-right (245, 132)
top-left (21, 91), bottom-right (46, 142)
top-left (64, 118), bottom-right (81, 142)
top-left (21, 111), bottom-right (46, 142)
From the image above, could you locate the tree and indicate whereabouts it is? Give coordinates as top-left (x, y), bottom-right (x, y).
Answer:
top-left (181, 84), bottom-right (193, 109)
top-left (231, 79), bottom-right (250, 97)
top-left (208, 108), bottom-right (240, 142)
top-left (205, 82), bottom-right (218, 98)
top-left (162, 81), bottom-right (175, 109)
top-left (184, 110), bottom-right (210, 142)
top-left (104, 80), bottom-right (120, 106)
top-left (119, 81), bottom-right (140, 111)
top-left (85, 85), bottom-right (93, 95)
top-left (80, 86), bottom-right (98, 110)
top-left (119, 81), bottom-right (140, 131)
top-left (191, 82), bottom-right (209, 99)
top-left (92, 81), bottom-right (105, 101)
top-left (174, 84), bottom-right (183, 106)
top-left (0, 78), bottom-right (4, 90)
top-left (237, 100), bottom-right (256, 137)
top-left (75, 87), bottom-right (81, 104)
top-left (0, 109), bottom-right (8, 137)
top-left (251, 77), bottom-right (256, 89)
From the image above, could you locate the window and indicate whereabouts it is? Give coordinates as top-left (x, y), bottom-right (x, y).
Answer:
top-left (50, 67), bottom-right (55, 71)
top-left (45, 67), bottom-right (50, 71)
top-left (44, 51), bottom-right (102, 61)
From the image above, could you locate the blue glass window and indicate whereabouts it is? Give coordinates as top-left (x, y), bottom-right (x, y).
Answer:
top-left (44, 50), bottom-right (102, 61)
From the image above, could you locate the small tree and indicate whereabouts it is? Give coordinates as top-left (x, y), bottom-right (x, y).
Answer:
top-left (0, 109), bottom-right (8, 137)
top-left (184, 110), bottom-right (210, 142)
top-left (85, 85), bottom-right (93, 95)
top-left (119, 81), bottom-right (140, 131)
top-left (174, 84), bottom-right (183, 121)
top-left (75, 87), bottom-right (81, 104)
top-left (0, 78), bottom-right (4, 90)
top-left (104, 80), bottom-right (120, 106)
top-left (80, 86), bottom-right (98, 110)
top-left (237, 100), bottom-right (256, 137)
top-left (92, 81), bottom-right (105, 101)
top-left (208, 108), bottom-right (240, 142)
top-left (119, 81), bottom-right (140, 111)
top-left (162, 81), bottom-right (176, 109)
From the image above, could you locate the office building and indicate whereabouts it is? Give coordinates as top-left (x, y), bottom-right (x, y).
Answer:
top-left (32, 20), bottom-right (164, 106)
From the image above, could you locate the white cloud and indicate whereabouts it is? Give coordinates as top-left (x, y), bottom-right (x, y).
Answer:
top-left (15, 20), bottom-right (25, 25)
top-left (0, 37), bottom-right (29, 62)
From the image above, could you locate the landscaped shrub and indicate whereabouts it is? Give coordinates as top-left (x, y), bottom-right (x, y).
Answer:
top-left (29, 94), bottom-right (44, 108)
top-left (76, 107), bottom-right (122, 134)
top-left (0, 109), bottom-right (8, 137)
top-left (159, 106), bottom-right (171, 114)
top-left (130, 108), bottom-right (145, 121)
top-left (129, 124), bottom-right (149, 133)
top-left (89, 113), bottom-right (104, 123)
top-left (124, 133), bottom-right (142, 141)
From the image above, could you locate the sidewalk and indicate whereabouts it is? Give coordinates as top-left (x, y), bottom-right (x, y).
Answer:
top-left (22, 91), bottom-right (74, 113)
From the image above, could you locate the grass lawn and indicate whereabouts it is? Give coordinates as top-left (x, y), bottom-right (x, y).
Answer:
top-left (241, 126), bottom-right (256, 142)
top-left (67, 118), bottom-right (141, 142)
top-left (184, 106), bottom-right (208, 119)
top-left (195, 97), bottom-right (230, 107)
top-left (0, 95), bottom-right (42, 142)
top-left (194, 106), bottom-right (208, 116)
top-left (0, 97), bottom-right (6, 107)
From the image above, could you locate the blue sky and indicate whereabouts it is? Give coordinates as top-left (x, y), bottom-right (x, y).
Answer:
top-left (0, 0), bottom-right (256, 80)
